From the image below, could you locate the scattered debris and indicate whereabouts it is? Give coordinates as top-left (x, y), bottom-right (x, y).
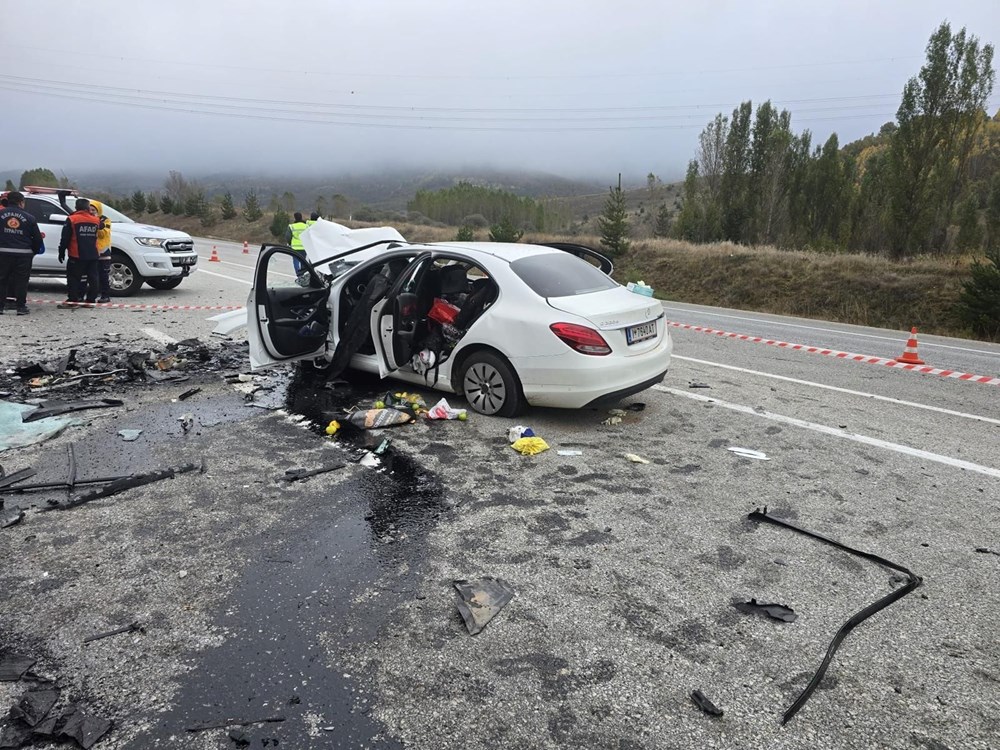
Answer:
top-left (453, 578), bottom-right (515, 635)
top-left (689, 382), bottom-right (711, 389)
top-left (623, 402), bottom-right (646, 411)
top-left (0, 507), bottom-right (25, 528)
top-left (117, 429), bottom-right (142, 442)
top-left (727, 446), bottom-right (769, 461)
top-left (507, 425), bottom-right (534, 443)
top-left (511, 436), bottom-right (549, 455)
top-left (11, 689), bottom-right (59, 727)
top-left (345, 407), bottom-right (414, 429)
top-left (324, 420), bottom-right (340, 436)
top-left (186, 716), bottom-right (286, 733)
top-left (22, 399), bottom-right (124, 423)
top-left (0, 401), bottom-right (73, 452)
top-left (556, 449), bottom-right (583, 456)
top-left (733, 598), bottom-right (798, 623)
top-left (690, 689), bottom-right (723, 717)
top-left (0, 467), bottom-right (37, 490)
top-left (974, 547), bottom-right (1000, 557)
top-left (624, 453), bottom-right (650, 464)
top-left (83, 621), bottom-right (143, 644)
top-left (601, 409), bottom-right (628, 426)
top-left (278, 463), bottom-right (346, 482)
top-left (425, 397), bottom-right (467, 420)
top-left (747, 506), bottom-right (922, 724)
top-left (358, 452), bottom-right (380, 468)
top-left (178, 413), bottom-right (195, 434)
top-left (0, 684), bottom-right (113, 750)
top-left (177, 387), bottom-right (201, 401)
top-left (0, 652), bottom-right (35, 681)
top-left (373, 438), bottom-right (391, 456)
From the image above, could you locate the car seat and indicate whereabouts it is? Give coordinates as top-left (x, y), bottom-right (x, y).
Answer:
top-left (438, 264), bottom-right (468, 297)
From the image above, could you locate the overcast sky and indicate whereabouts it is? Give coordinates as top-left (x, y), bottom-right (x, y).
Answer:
top-left (4, 0), bottom-right (999, 185)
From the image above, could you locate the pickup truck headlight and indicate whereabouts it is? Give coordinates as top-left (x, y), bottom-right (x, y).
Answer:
top-left (134, 237), bottom-right (165, 247)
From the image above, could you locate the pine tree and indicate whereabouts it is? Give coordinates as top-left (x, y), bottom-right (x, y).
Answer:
top-left (243, 189), bottom-right (263, 222)
top-left (598, 174), bottom-right (630, 257)
top-left (269, 209), bottom-right (290, 238)
top-left (159, 195), bottom-right (174, 214)
top-left (654, 204), bottom-right (672, 238)
top-left (4, 179), bottom-right (15, 192)
top-left (488, 216), bottom-right (523, 242)
top-left (145, 193), bottom-right (159, 214)
top-left (957, 247), bottom-right (1000, 336)
top-left (221, 191), bottom-right (237, 220)
top-left (130, 190), bottom-right (147, 214)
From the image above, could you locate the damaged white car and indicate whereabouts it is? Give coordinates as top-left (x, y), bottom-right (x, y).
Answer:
top-left (215, 220), bottom-right (672, 417)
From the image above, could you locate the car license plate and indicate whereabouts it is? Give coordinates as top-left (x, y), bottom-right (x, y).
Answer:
top-left (174, 257), bottom-right (196, 266)
top-left (626, 320), bottom-right (657, 345)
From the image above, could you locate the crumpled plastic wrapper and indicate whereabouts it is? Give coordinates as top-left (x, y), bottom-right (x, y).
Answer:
top-left (511, 436), bottom-right (549, 455)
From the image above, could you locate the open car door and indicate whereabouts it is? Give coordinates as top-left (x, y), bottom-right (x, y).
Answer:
top-left (248, 246), bottom-right (331, 369)
top-left (371, 254), bottom-right (433, 378)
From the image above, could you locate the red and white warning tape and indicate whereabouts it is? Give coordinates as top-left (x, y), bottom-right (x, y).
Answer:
top-left (666, 321), bottom-right (1000, 386)
top-left (26, 298), bottom-right (245, 312)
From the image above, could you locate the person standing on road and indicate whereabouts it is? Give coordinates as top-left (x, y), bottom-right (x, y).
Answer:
top-left (58, 198), bottom-right (101, 307)
top-left (0, 191), bottom-right (44, 315)
top-left (87, 200), bottom-right (113, 302)
top-left (307, 211), bottom-right (321, 227)
top-left (286, 211), bottom-right (309, 274)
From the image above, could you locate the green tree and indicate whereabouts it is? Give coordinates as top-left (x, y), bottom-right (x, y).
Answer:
top-left (985, 173), bottom-right (1000, 251)
top-left (488, 215), bottom-right (523, 242)
top-left (720, 101), bottom-right (753, 242)
top-left (956, 197), bottom-right (983, 251)
top-left (243, 189), bottom-right (263, 222)
top-left (145, 193), bottom-right (159, 214)
top-left (159, 195), bottom-right (174, 214)
top-left (269, 209), bottom-right (290, 238)
top-left (598, 175), bottom-right (630, 257)
top-left (455, 225), bottom-right (475, 241)
top-left (281, 191), bottom-right (295, 212)
top-left (184, 189), bottom-right (206, 217)
top-left (957, 247), bottom-right (1000, 336)
top-left (130, 190), bottom-right (147, 214)
top-left (654, 204), bottom-right (672, 238)
top-left (887, 22), bottom-right (995, 256)
top-left (19, 168), bottom-right (60, 188)
top-left (220, 191), bottom-right (237, 220)
top-left (4, 179), bottom-right (15, 192)
top-left (672, 160), bottom-right (705, 241)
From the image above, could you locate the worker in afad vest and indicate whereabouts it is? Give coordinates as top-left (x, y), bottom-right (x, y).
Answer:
top-left (285, 211), bottom-right (309, 274)
top-left (58, 198), bottom-right (101, 305)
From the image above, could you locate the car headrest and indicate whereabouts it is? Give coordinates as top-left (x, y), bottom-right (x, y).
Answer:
top-left (439, 265), bottom-right (468, 295)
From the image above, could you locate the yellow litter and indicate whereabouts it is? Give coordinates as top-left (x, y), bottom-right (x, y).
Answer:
top-left (511, 437), bottom-right (549, 455)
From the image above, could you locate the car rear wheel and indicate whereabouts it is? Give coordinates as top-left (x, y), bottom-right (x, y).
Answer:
top-left (109, 252), bottom-right (143, 296)
top-left (459, 351), bottom-right (523, 417)
top-left (146, 277), bottom-right (183, 290)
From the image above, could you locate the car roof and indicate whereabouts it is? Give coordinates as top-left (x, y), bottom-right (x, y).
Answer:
top-left (426, 241), bottom-right (561, 264)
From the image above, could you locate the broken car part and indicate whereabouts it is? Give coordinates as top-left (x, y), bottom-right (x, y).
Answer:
top-left (0, 652), bottom-right (36, 681)
top-left (453, 578), bottom-right (515, 635)
top-left (728, 447), bottom-right (769, 460)
top-left (83, 621), bottom-right (143, 644)
top-left (690, 689), bottom-right (724, 717)
top-left (186, 716), bottom-right (286, 733)
top-left (44, 460), bottom-right (205, 511)
top-left (278, 463), bottom-right (346, 482)
top-left (747, 506), bottom-right (922, 725)
top-left (732, 598), bottom-right (798, 623)
top-left (22, 398), bottom-right (124, 423)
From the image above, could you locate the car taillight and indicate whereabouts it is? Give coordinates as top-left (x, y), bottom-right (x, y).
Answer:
top-left (550, 322), bottom-right (611, 356)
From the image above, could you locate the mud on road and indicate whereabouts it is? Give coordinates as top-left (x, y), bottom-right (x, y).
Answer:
top-left (1, 337), bottom-right (997, 749)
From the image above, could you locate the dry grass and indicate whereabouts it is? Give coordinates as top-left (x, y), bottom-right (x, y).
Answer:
top-left (137, 213), bottom-right (983, 340)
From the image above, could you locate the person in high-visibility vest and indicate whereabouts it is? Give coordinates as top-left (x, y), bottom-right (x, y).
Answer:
top-left (285, 212), bottom-right (308, 273)
top-left (307, 211), bottom-right (321, 227)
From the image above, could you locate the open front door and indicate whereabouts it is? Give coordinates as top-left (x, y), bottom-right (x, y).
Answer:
top-left (248, 246), bottom-right (331, 368)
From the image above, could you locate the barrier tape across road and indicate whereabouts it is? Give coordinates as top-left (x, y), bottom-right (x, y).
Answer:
top-left (26, 298), bottom-right (245, 312)
top-left (667, 320), bottom-right (1000, 386)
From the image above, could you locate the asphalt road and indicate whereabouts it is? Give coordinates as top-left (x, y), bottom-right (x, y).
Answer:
top-left (1, 236), bottom-right (998, 749)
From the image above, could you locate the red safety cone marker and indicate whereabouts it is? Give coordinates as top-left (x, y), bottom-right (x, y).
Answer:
top-left (895, 327), bottom-right (925, 365)
top-left (209, 246), bottom-right (220, 262)
top-left (242, 240), bottom-right (249, 254)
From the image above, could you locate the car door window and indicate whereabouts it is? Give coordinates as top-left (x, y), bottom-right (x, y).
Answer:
top-left (23, 198), bottom-right (64, 223)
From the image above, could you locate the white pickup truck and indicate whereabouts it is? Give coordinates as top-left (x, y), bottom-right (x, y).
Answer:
top-left (13, 187), bottom-right (199, 296)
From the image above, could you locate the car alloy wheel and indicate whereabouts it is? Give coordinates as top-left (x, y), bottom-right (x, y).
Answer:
top-left (108, 253), bottom-right (143, 296)
top-left (461, 352), bottom-right (522, 417)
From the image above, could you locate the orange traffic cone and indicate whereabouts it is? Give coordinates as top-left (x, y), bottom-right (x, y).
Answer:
top-left (209, 246), bottom-right (220, 262)
top-left (242, 240), bottom-right (249, 254)
top-left (895, 327), bottom-right (925, 365)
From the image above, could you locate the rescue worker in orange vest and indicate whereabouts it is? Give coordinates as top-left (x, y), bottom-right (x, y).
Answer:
top-left (58, 198), bottom-right (101, 306)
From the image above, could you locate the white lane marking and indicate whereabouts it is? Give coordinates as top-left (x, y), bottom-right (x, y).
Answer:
top-left (661, 305), bottom-right (998, 356)
top-left (674, 354), bottom-right (1000, 426)
top-left (141, 327), bottom-right (178, 345)
top-left (196, 268), bottom-right (253, 286)
top-left (653, 385), bottom-right (1000, 480)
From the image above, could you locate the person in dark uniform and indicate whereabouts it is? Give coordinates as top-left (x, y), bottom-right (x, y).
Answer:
top-left (58, 198), bottom-right (101, 306)
top-left (0, 191), bottom-right (44, 315)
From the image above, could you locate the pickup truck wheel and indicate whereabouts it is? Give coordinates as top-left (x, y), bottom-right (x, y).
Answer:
top-left (146, 277), bottom-right (184, 290)
top-left (109, 252), bottom-right (144, 296)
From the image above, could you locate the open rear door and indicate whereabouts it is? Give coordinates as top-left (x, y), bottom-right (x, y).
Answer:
top-left (248, 246), bottom-right (331, 368)
top-left (371, 254), bottom-right (432, 377)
